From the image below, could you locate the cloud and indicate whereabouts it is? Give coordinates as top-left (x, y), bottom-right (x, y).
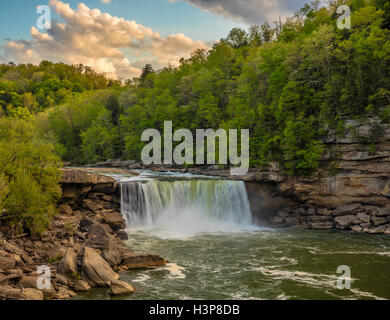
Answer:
top-left (174, 0), bottom-right (307, 25)
top-left (101, 0), bottom-right (111, 3)
top-left (1, 0), bottom-right (209, 79)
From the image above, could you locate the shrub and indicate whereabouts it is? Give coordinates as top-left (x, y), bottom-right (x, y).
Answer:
top-left (0, 118), bottom-right (62, 234)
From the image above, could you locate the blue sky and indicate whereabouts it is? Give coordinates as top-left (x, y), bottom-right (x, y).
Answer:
top-left (0, 0), bottom-right (308, 79)
top-left (0, 0), bottom-right (247, 43)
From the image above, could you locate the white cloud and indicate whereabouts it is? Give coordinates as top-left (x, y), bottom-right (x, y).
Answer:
top-left (101, 0), bottom-right (111, 3)
top-left (1, 0), bottom-right (209, 79)
top-left (174, 0), bottom-right (307, 25)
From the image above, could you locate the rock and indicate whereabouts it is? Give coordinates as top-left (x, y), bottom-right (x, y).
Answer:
top-left (18, 276), bottom-right (39, 289)
top-left (54, 286), bottom-right (75, 299)
top-left (81, 247), bottom-right (119, 287)
top-left (377, 208), bottom-right (390, 216)
top-left (114, 231), bottom-right (128, 241)
top-left (79, 218), bottom-right (95, 232)
top-left (335, 215), bottom-right (359, 230)
top-left (109, 280), bottom-right (135, 296)
top-left (86, 223), bottom-right (116, 252)
top-left (357, 212), bottom-right (370, 223)
top-left (123, 252), bottom-right (166, 269)
top-left (55, 273), bottom-right (70, 286)
top-left (309, 221), bottom-right (334, 229)
top-left (59, 204), bottom-right (73, 215)
top-left (102, 249), bottom-right (123, 267)
top-left (308, 215), bottom-right (333, 222)
top-left (384, 228), bottom-right (390, 235)
top-left (271, 216), bottom-right (284, 224)
top-left (351, 225), bottom-right (363, 233)
top-left (76, 231), bottom-right (87, 240)
top-left (277, 210), bottom-right (290, 218)
top-left (0, 252), bottom-right (16, 270)
top-left (101, 211), bottom-right (126, 231)
top-left (61, 168), bottom-right (116, 185)
top-left (306, 207), bottom-right (317, 215)
top-left (83, 199), bottom-right (104, 212)
top-left (333, 204), bottom-right (361, 216)
top-left (73, 280), bottom-right (91, 292)
top-left (46, 246), bottom-right (67, 262)
top-left (42, 287), bottom-right (56, 300)
top-left (21, 288), bottom-right (44, 300)
top-left (285, 217), bottom-right (299, 224)
top-left (58, 248), bottom-right (78, 276)
top-left (371, 216), bottom-right (388, 227)
top-left (0, 285), bottom-right (23, 300)
top-left (2, 242), bottom-right (32, 265)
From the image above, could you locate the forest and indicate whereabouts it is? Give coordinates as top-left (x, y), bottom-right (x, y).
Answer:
top-left (0, 0), bottom-right (389, 233)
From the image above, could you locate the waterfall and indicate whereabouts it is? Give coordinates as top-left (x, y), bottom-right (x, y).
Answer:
top-left (120, 179), bottom-right (253, 234)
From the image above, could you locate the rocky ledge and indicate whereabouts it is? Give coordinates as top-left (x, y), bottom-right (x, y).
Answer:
top-left (0, 168), bottom-right (166, 300)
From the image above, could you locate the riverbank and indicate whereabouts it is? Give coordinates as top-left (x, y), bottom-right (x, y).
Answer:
top-left (0, 168), bottom-right (166, 300)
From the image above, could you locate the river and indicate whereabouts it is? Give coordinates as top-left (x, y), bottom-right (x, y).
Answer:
top-left (75, 170), bottom-right (390, 300)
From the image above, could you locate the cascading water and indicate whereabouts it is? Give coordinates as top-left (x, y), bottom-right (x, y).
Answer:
top-left (120, 179), bottom-right (254, 236)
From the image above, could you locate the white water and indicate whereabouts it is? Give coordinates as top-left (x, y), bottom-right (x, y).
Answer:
top-left (120, 178), bottom-right (256, 238)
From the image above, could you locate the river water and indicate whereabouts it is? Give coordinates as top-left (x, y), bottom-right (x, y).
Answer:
top-left (75, 170), bottom-right (390, 300)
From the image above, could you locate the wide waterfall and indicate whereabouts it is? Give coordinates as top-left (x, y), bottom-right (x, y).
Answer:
top-left (120, 179), bottom-right (254, 235)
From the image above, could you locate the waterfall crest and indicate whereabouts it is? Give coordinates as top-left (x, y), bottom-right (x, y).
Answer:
top-left (120, 179), bottom-right (253, 233)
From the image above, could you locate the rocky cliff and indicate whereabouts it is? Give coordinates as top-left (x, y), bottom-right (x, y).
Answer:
top-left (0, 168), bottom-right (165, 300)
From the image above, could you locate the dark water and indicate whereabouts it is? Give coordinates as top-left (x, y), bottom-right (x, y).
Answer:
top-left (75, 228), bottom-right (390, 300)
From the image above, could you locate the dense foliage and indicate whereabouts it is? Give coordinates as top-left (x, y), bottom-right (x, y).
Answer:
top-left (0, 61), bottom-right (121, 119)
top-left (0, 118), bottom-right (62, 234)
top-left (43, 0), bottom-right (389, 175)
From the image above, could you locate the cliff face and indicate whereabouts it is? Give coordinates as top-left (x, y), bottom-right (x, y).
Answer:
top-left (263, 118), bottom-right (390, 234)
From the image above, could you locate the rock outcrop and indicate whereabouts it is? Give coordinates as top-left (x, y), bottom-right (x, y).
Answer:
top-left (81, 247), bottom-right (119, 287)
top-left (0, 168), bottom-right (166, 300)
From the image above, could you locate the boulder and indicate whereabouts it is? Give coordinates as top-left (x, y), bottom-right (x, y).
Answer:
top-left (109, 280), bottom-right (135, 296)
top-left (46, 246), bottom-right (67, 261)
top-left (86, 223), bottom-right (116, 252)
top-left (123, 252), bottom-right (166, 269)
top-left (73, 280), bottom-right (91, 292)
top-left (0, 285), bottom-right (23, 300)
top-left (55, 273), bottom-right (70, 286)
top-left (54, 286), bottom-right (76, 299)
top-left (101, 211), bottom-right (126, 231)
top-left (377, 208), bottom-right (390, 216)
top-left (58, 248), bottom-right (78, 276)
top-left (114, 231), bottom-right (129, 241)
top-left (309, 221), bottom-right (334, 229)
top-left (79, 218), bottom-right (95, 232)
top-left (357, 212), bottom-right (370, 223)
top-left (59, 204), bottom-right (73, 215)
top-left (21, 288), bottom-right (44, 300)
top-left (335, 215), bottom-right (359, 230)
top-left (371, 216), bottom-right (388, 227)
top-left (18, 276), bottom-right (39, 289)
top-left (102, 249), bottom-right (123, 267)
top-left (0, 251), bottom-right (16, 270)
top-left (351, 225), bottom-right (363, 233)
top-left (333, 204), bottom-right (361, 216)
top-left (83, 199), bottom-right (104, 212)
top-left (81, 247), bottom-right (119, 287)
top-left (271, 216), bottom-right (284, 224)
top-left (1, 241), bottom-right (33, 265)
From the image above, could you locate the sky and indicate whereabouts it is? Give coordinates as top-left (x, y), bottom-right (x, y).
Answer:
top-left (0, 0), bottom-right (308, 79)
